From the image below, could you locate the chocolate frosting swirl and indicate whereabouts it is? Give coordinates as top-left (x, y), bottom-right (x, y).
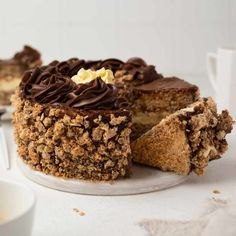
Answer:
top-left (66, 78), bottom-right (124, 110)
top-left (83, 58), bottom-right (124, 72)
top-left (84, 57), bottom-right (162, 86)
top-left (20, 60), bottom-right (128, 110)
top-left (22, 68), bottom-right (75, 105)
top-left (121, 57), bottom-right (163, 85)
top-left (99, 58), bottom-right (125, 71)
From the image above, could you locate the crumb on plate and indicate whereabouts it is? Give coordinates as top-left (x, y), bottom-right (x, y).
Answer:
top-left (73, 208), bottom-right (85, 216)
top-left (213, 189), bottom-right (221, 194)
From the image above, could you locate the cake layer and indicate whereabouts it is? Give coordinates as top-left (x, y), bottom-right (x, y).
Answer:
top-left (0, 65), bottom-right (24, 105)
top-left (0, 63), bottom-right (24, 77)
top-left (12, 92), bottom-right (132, 181)
top-left (131, 97), bottom-right (234, 175)
top-left (0, 77), bottom-right (21, 91)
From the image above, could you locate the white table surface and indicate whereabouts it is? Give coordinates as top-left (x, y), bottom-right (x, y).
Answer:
top-left (0, 76), bottom-right (235, 236)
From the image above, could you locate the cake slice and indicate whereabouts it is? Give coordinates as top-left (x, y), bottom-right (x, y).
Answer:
top-left (131, 97), bottom-right (234, 175)
top-left (0, 45), bottom-right (41, 105)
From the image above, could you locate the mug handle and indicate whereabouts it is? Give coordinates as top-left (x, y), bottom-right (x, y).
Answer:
top-left (206, 52), bottom-right (217, 91)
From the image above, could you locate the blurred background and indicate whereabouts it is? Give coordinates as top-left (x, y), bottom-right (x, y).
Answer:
top-left (0, 0), bottom-right (235, 78)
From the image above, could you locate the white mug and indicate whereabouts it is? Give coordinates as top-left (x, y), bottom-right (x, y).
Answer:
top-left (0, 179), bottom-right (36, 236)
top-left (207, 46), bottom-right (236, 118)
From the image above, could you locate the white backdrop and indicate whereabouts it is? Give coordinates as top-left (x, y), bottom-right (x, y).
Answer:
top-left (0, 0), bottom-right (235, 77)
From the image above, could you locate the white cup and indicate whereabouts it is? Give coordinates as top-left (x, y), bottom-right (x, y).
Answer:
top-left (207, 46), bottom-right (236, 118)
top-left (0, 179), bottom-right (36, 236)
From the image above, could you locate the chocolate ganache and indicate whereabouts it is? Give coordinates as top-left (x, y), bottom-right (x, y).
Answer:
top-left (82, 57), bottom-right (162, 85)
top-left (20, 59), bottom-right (128, 110)
top-left (84, 57), bottom-right (162, 86)
top-left (66, 78), bottom-right (126, 110)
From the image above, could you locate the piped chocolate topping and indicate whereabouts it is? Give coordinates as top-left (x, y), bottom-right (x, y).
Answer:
top-left (66, 78), bottom-right (127, 110)
top-left (117, 57), bottom-right (163, 85)
top-left (20, 60), bottom-right (128, 110)
top-left (84, 57), bottom-right (162, 86)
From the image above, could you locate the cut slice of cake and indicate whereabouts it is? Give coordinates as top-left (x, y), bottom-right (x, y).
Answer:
top-left (12, 60), bottom-right (132, 181)
top-left (0, 45), bottom-right (42, 105)
top-left (131, 97), bottom-right (234, 175)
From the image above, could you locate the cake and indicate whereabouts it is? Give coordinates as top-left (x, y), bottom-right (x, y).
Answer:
top-left (12, 59), bottom-right (132, 181)
top-left (131, 97), bottom-right (234, 175)
top-left (12, 56), bottom-right (234, 180)
top-left (0, 45), bottom-right (42, 105)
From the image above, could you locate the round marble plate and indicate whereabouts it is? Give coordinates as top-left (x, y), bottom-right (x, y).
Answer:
top-left (0, 105), bottom-right (13, 120)
top-left (18, 158), bottom-right (188, 196)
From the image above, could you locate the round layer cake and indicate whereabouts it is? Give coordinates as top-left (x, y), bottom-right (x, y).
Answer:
top-left (12, 59), bottom-right (132, 181)
top-left (12, 57), bottom-right (234, 180)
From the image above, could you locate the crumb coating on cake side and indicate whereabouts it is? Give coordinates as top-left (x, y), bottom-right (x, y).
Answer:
top-left (12, 91), bottom-right (132, 181)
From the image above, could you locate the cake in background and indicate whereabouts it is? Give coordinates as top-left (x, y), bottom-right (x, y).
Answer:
top-left (0, 45), bottom-right (42, 105)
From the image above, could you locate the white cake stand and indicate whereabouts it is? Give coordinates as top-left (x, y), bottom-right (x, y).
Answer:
top-left (17, 158), bottom-right (188, 196)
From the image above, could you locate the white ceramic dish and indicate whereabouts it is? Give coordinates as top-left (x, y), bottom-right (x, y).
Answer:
top-left (0, 105), bottom-right (13, 120)
top-left (18, 158), bottom-right (187, 196)
top-left (0, 179), bottom-right (36, 236)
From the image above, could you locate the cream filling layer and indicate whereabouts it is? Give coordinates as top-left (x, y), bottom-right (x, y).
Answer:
top-left (0, 78), bottom-right (21, 91)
